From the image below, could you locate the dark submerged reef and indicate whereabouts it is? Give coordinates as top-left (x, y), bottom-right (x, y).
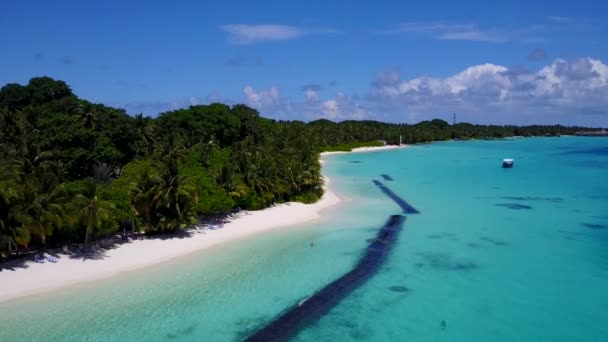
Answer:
top-left (581, 223), bottom-right (607, 230)
top-left (244, 215), bottom-right (406, 342)
top-left (380, 174), bottom-right (394, 181)
top-left (373, 180), bottom-right (420, 214)
top-left (495, 203), bottom-right (534, 210)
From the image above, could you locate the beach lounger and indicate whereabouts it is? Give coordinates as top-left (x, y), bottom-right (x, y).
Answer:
top-left (34, 255), bottom-right (45, 263)
top-left (46, 255), bottom-right (58, 263)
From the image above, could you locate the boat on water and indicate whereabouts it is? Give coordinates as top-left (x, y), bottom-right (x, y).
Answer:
top-left (502, 158), bottom-right (514, 168)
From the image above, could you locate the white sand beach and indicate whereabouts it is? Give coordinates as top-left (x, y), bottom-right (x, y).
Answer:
top-left (0, 145), bottom-right (405, 303)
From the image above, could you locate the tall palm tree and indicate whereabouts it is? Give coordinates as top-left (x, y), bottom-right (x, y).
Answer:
top-left (130, 166), bottom-right (160, 231)
top-left (72, 179), bottom-right (113, 246)
top-left (153, 162), bottom-right (198, 232)
top-left (0, 156), bottom-right (29, 253)
top-left (19, 163), bottom-right (66, 246)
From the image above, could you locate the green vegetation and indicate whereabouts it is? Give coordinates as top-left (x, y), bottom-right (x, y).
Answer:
top-left (0, 77), bottom-right (586, 257)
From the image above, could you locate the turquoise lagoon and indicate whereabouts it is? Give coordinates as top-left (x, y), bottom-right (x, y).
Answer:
top-left (1, 137), bottom-right (607, 341)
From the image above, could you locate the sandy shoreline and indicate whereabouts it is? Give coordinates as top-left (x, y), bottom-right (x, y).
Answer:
top-left (0, 144), bottom-right (405, 303)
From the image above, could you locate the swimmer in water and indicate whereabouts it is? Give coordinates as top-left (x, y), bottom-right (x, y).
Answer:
top-left (310, 241), bottom-right (314, 247)
top-left (440, 320), bottom-right (447, 330)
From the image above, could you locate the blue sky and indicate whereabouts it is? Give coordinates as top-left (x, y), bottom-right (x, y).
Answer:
top-left (2, 0), bottom-right (608, 126)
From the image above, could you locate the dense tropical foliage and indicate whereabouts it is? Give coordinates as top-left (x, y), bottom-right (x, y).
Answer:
top-left (0, 77), bottom-right (587, 257)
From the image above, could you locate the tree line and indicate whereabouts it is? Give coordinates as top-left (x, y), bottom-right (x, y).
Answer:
top-left (0, 77), bottom-right (585, 257)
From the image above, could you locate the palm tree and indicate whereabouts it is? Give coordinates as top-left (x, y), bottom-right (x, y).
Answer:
top-left (153, 161), bottom-right (198, 232)
top-left (72, 179), bottom-right (113, 246)
top-left (93, 161), bottom-right (114, 184)
top-left (130, 166), bottom-right (160, 231)
top-left (19, 163), bottom-right (67, 246)
top-left (0, 156), bottom-right (29, 253)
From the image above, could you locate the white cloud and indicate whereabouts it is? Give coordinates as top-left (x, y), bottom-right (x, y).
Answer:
top-left (220, 24), bottom-right (308, 44)
top-left (370, 57), bottom-right (608, 125)
top-left (243, 85), bottom-right (281, 108)
top-left (319, 92), bottom-right (369, 120)
top-left (122, 58), bottom-right (608, 126)
top-left (220, 24), bottom-right (338, 44)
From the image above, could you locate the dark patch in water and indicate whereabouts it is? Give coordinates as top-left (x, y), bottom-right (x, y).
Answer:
top-left (348, 161), bottom-right (361, 164)
top-left (561, 146), bottom-right (608, 156)
top-left (495, 203), bottom-right (533, 210)
top-left (415, 262), bottom-right (425, 268)
top-left (577, 161), bottom-right (608, 169)
top-left (418, 252), bottom-right (479, 271)
top-left (502, 196), bottom-right (563, 203)
top-left (388, 285), bottom-right (409, 293)
top-left (479, 236), bottom-right (509, 246)
top-left (466, 242), bottom-right (482, 248)
top-left (165, 324), bottom-right (197, 340)
top-left (349, 328), bottom-right (373, 340)
top-left (582, 222), bottom-right (607, 230)
top-left (380, 174), bottom-right (394, 181)
top-left (339, 320), bottom-right (358, 329)
top-left (427, 232), bottom-right (457, 240)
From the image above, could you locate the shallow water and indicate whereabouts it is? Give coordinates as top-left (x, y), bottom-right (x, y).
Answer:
top-left (2, 137), bottom-right (607, 341)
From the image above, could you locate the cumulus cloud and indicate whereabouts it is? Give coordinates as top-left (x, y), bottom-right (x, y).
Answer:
top-left (369, 57), bottom-right (608, 125)
top-left (302, 84), bottom-right (322, 102)
top-left (320, 92), bottom-right (369, 120)
top-left (239, 83), bottom-right (370, 121)
top-left (242, 85), bottom-right (297, 120)
top-left (386, 22), bottom-right (543, 43)
top-left (243, 85), bottom-right (281, 108)
top-left (304, 88), bottom-right (320, 102)
top-left (123, 58), bottom-right (608, 126)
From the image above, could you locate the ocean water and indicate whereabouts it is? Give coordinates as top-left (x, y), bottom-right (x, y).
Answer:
top-left (1, 137), bottom-right (607, 341)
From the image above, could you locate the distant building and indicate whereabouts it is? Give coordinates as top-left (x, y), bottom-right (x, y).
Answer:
top-left (575, 129), bottom-right (608, 136)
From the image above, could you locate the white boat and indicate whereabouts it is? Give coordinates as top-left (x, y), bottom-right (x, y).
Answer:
top-left (502, 158), bottom-right (514, 168)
